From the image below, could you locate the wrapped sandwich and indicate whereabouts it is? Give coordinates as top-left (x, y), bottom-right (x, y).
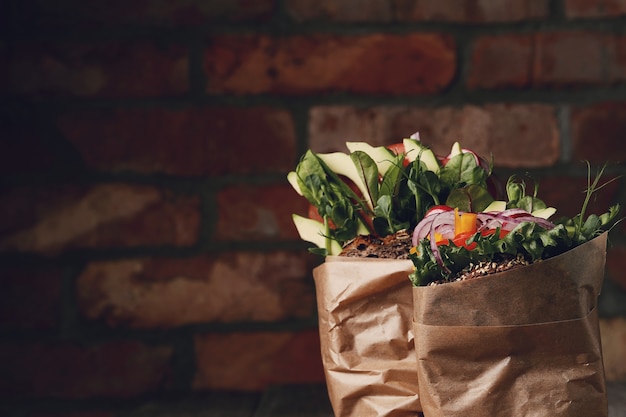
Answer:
top-left (408, 163), bottom-right (619, 417)
top-left (289, 133), bottom-right (505, 417)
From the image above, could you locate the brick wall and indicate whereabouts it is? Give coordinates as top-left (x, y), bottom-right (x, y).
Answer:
top-left (2, 0), bottom-right (626, 415)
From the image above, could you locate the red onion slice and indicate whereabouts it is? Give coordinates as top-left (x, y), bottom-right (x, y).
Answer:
top-left (413, 209), bottom-right (555, 247)
top-left (412, 210), bottom-right (456, 246)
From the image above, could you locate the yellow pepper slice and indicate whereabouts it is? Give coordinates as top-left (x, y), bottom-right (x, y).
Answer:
top-left (454, 208), bottom-right (478, 236)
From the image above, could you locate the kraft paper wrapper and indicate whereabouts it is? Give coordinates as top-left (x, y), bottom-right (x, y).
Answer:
top-left (413, 232), bottom-right (609, 417)
top-left (313, 257), bottom-right (422, 417)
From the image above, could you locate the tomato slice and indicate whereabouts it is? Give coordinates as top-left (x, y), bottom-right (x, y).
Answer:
top-left (424, 205), bottom-right (454, 217)
top-left (386, 143), bottom-right (405, 155)
top-left (307, 204), bottom-right (323, 223)
top-left (307, 204), bottom-right (336, 228)
top-left (438, 228), bottom-right (510, 251)
top-left (481, 228), bottom-right (509, 239)
top-left (386, 143), bottom-right (410, 167)
top-left (452, 231), bottom-right (477, 250)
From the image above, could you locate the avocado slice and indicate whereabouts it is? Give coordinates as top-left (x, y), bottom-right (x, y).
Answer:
top-left (316, 152), bottom-right (374, 210)
top-left (532, 207), bottom-right (557, 219)
top-left (449, 141), bottom-right (463, 159)
top-left (345, 142), bottom-right (396, 176)
top-left (292, 214), bottom-right (342, 255)
top-left (402, 138), bottom-right (440, 173)
top-left (287, 171), bottom-right (303, 196)
top-left (482, 200), bottom-right (506, 212)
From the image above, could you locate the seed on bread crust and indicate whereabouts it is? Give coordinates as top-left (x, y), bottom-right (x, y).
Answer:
top-left (428, 254), bottom-right (531, 285)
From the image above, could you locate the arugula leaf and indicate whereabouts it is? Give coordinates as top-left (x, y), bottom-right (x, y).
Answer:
top-left (295, 151), bottom-right (328, 206)
top-left (373, 194), bottom-right (410, 236)
top-left (409, 240), bottom-right (442, 286)
top-left (313, 153), bottom-right (370, 212)
top-left (379, 156), bottom-right (404, 198)
top-left (405, 161), bottom-right (442, 220)
top-left (350, 150), bottom-right (380, 208)
top-left (446, 184), bottom-right (494, 212)
top-left (439, 153), bottom-right (488, 191)
top-left (373, 195), bottom-right (394, 236)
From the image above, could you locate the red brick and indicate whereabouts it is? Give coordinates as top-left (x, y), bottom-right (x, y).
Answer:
top-left (57, 107), bottom-right (296, 176)
top-left (0, 266), bottom-right (62, 330)
top-left (392, 0), bottom-right (549, 22)
top-left (193, 329), bottom-right (325, 391)
top-left (15, 0), bottom-right (275, 29)
top-left (0, 184), bottom-right (199, 255)
top-left (468, 35), bottom-right (533, 90)
top-left (607, 35), bottom-right (626, 82)
top-left (0, 340), bottom-right (173, 399)
top-left (533, 32), bottom-right (606, 86)
top-left (565, 0), bottom-right (626, 18)
top-left (9, 42), bottom-right (188, 98)
top-left (571, 102), bottom-right (626, 164)
top-left (308, 106), bottom-right (399, 151)
top-left (215, 183), bottom-right (309, 241)
top-left (468, 32), bottom-right (617, 89)
top-left (308, 104), bottom-right (559, 168)
top-left (400, 104), bottom-right (560, 167)
top-left (204, 33), bottom-right (456, 95)
top-left (76, 251), bottom-right (316, 328)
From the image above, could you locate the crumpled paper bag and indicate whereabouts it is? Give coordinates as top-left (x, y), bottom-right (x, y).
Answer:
top-left (413, 232), bottom-right (609, 417)
top-left (313, 257), bottom-right (422, 417)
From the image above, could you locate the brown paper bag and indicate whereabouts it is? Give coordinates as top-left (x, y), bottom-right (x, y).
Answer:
top-left (413, 233), bottom-right (609, 417)
top-left (313, 257), bottom-right (422, 417)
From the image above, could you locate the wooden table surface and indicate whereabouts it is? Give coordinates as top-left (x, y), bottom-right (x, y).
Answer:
top-left (124, 382), bottom-right (626, 417)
